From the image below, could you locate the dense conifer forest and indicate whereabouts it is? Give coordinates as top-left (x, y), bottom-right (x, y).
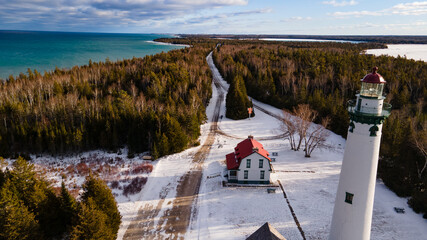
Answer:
top-left (0, 157), bottom-right (121, 239)
top-left (0, 44), bottom-right (214, 159)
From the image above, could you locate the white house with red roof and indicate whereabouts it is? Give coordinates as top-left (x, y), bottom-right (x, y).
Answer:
top-left (226, 136), bottom-right (272, 184)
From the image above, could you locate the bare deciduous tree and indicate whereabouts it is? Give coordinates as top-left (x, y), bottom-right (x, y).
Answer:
top-left (281, 110), bottom-right (297, 151)
top-left (294, 104), bottom-right (317, 151)
top-left (282, 104), bottom-right (330, 157)
top-left (304, 117), bottom-right (331, 157)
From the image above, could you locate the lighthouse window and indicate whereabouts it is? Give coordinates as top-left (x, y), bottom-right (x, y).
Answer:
top-left (345, 192), bottom-right (354, 204)
top-left (369, 126), bottom-right (379, 137)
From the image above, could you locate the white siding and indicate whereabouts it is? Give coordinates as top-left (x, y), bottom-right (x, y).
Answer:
top-left (236, 152), bottom-right (271, 182)
top-left (330, 95), bottom-right (385, 240)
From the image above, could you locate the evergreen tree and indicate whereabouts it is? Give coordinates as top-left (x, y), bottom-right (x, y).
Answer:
top-left (0, 180), bottom-right (40, 240)
top-left (59, 181), bottom-right (78, 230)
top-left (166, 116), bottom-right (188, 153)
top-left (69, 198), bottom-right (114, 240)
top-left (8, 157), bottom-right (46, 212)
top-left (37, 190), bottom-right (64, 239)
top-left (81, 173), bottom-right (121, 238)
top-left (154, 133), bottom-right (169, 157)
top-left (4, 157), bottom-right (67, 239)
top-left (225, 75), bottom-right (253, 120)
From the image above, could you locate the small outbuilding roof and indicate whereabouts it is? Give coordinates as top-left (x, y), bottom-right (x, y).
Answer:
top-left (246, 222), bottom-right (286, 240)
top-left (226, 136), bottom-right (270, 170)
top-left (361, 67), bottom-right (386, 84)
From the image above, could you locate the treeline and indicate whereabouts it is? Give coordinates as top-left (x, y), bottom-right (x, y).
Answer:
top-left (179, 34), bottom-right (427, 44)
top-left (0, 157), bottom-right (121, 239)
top-left (0, 44), bottom-right (214, 158)
top-left (211, 40), bottom-right (426, 217)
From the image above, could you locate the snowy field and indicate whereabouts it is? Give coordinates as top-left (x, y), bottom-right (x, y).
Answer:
top-left (366, 44), bottom-right (427, 62)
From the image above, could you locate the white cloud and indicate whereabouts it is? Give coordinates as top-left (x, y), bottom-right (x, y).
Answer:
top-left (172, 8), bottom-right (271, 26)
top-left (388, 1), bottom-right (427, 15)
top-left (283, 16), bottom-right (312, 22)
top-left (331, 10), bottom-right (382, 17)
top-left (0, 0), bottom-right (251, 31)
top-left (166, 0), bottom-right (248, 5)
top-left (330, 1), bottom-right (427, 18)
top-left (322, 0), bottom-right (358, 7)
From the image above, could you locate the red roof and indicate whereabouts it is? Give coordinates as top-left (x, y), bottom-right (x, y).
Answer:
top-left (362, 67), bottom-right (386, 84)
top-left (226, 153), bottom-right (239, 170)
top-left (226, 137), bottom-right (270, 170)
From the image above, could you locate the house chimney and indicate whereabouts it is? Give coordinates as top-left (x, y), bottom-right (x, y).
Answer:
top-left (248, 135), bottom-right (253, 139)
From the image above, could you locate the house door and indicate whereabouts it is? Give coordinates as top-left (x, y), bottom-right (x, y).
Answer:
top-left (229, 170), bottom-right (237, 180)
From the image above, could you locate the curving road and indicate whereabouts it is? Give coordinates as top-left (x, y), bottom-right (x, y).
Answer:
top-left (123, 50), bottom-right (289, 240)
top-left (208, 54), bottom-right (289, 141)
top-left (123, 52), bottom-right (224, 240)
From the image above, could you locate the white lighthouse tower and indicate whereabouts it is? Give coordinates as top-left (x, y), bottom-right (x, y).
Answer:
top-left (329, 67), bottom-right (391, 240)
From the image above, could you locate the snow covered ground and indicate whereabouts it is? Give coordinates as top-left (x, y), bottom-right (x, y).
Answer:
top-left (6, 50), bottom-right (426, 240)
top-left (184, 58), bottom-right (427, 239)
top-left (366, 44), bottom-right (427, 62)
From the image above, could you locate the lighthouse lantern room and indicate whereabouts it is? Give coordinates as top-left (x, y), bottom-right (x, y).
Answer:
top-left (329, 67), bottom-right (391, 240)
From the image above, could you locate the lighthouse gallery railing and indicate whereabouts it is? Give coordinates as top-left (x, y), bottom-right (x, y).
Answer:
top-left (347, 99), bottom-right (392, 117)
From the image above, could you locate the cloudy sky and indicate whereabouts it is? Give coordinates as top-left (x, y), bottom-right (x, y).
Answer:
top-left (1, 0), bottom-right (426, 35)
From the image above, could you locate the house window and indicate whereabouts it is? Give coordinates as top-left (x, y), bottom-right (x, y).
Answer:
top-left (259, 159), bottom-right (263, 168)
top-left (244, 170), bottom-right (248, 179)
top-left (345, 192), bottom-right (354, 204)
top-left (260, 170), bottom-right (265, 179)
top-left (246, 159), bottom-right (251, 168)
top-left (230, 170), bottom-right (237, 176)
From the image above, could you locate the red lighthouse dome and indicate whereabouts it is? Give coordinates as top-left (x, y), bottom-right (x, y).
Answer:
top-left (362, 67), bottom-right (386, 83)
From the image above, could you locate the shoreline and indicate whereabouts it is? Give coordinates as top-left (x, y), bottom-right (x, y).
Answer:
top-left (0, 32), bottom-right (185, 80)
top-left (146, 40), bottom-right (190, 47)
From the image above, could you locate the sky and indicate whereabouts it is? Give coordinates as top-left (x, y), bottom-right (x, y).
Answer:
top-left (0, 0), bottom-right (427, 35)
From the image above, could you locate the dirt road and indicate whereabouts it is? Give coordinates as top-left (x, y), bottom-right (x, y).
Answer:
top-left (160, 59), bottom-right (224, 238)
top-left (123, 52), bottom-right (224, 240)
top-left (123, 50), bottom-right (289, 239)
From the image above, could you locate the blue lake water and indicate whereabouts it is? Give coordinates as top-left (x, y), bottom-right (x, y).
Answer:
top-left (0, 31), bottom-right (186, 80)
